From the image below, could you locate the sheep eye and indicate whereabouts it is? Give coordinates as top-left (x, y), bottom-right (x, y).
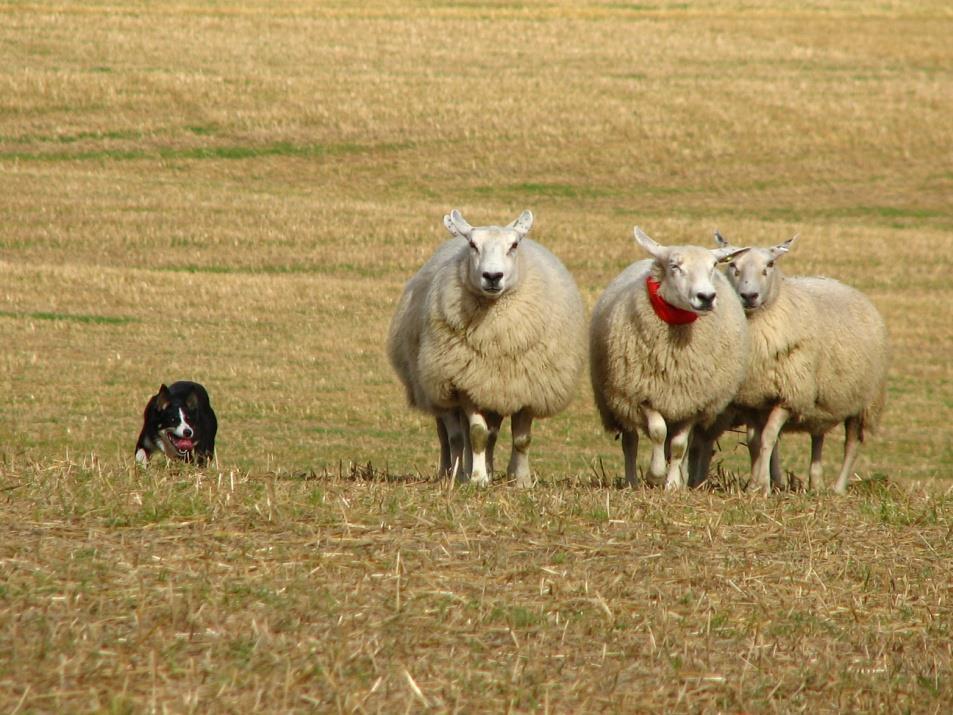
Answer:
top-left (728, 262), bottom-right (736, 270)
top-left (766, 261), bottom-right (775, 268)
top-left (468, 241), bottom-right (478, 252)
top-left (508, 241), bottom-right (519, 253)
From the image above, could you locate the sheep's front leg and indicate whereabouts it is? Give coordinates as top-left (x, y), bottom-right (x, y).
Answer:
top-left (687, 432), bottom-right (714, 489)
top-left (462, 399), bottom-right (491, 487)
top-left (485, 412), bottom-right (503, 477)
top-left (809, 433), bottom-right (825, 491)
top-left (441, 411), bottom-right (468, 481)
top-left (507, 409), bottom-right (534, 488)
top-left (665, 423), bottom-right (693, 490)
top-left (833, 416), bottom-right (861, 495)
top-left (770, 439), bottom-right (784, 490)
top-left (642, 406), bottom-right (667, 487)
top-left (747, 406), bottom-right (790, 495)
top-left (621, 429), bottom-right (639, 487)
top-left (436, 416), bottom-right (451, 477)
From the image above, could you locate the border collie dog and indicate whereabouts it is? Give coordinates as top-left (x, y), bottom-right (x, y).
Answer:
top-left (135, 381), bottom-right (217, 466)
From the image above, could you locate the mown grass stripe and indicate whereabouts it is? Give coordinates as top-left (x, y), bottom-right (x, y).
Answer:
top-left (0, 310), bottom-right (137, 325)
top-left (0, 141), bottom-right (412, 163)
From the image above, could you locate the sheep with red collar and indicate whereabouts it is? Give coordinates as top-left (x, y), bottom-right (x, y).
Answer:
top-left (711, 233), bottom-right (888, 495)
top-left (589, 227), bottom-right (749, 489)
top-left (387, 209), bottom-right (586, 487)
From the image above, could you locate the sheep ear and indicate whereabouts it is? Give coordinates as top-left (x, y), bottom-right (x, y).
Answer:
top-left (443, 209), bottom-right (473, 240)
top-left (633, 226), bottom-right (666, 260)
top-left (507, 210), bottom-right (533, 239)
top-left (713, 230), bottom-right (732, 248)
top-left (712, 246), bottom-right (750, 263)
top-left (155, 384), bottom-right (172, 411)
top-left (769, 234), bottom-right (798, 260)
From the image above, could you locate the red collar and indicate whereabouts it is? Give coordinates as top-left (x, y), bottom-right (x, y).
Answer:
top-left (646, 276), bottom-right (698, 325)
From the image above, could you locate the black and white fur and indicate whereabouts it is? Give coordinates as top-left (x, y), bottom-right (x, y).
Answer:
top-left (135, 381), bottom-right (217, 466)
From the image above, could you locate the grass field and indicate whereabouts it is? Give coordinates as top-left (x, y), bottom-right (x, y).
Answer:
top-left (1, 1), bottom-right (952, 711)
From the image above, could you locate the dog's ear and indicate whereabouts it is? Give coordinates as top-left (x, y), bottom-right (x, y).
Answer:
top-left (156, 384), bottom-right (172, 411)
top-left (185, 390), bottom-right (200, 411)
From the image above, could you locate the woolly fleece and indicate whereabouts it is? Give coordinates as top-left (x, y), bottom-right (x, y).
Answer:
top-left (736, 275), bottom-right (888, 435)
top-left (388, 238), bottom-right (586, 419)
top-left (590, 258), bottom-right (749, 434)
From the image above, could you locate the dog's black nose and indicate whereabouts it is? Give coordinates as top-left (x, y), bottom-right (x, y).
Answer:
top-left (183, 427), bottom-right (193, 438)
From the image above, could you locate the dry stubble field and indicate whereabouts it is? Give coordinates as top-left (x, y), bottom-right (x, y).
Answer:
top-left (1, 1), bottom-right (952, 712)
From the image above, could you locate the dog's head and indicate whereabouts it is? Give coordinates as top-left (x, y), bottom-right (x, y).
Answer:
top-left (152, 384), bottom-right (202, 457)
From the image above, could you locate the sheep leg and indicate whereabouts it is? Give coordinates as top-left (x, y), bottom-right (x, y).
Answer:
top-left (442, 411), bottom-right (468, 482)
top-left (462, 399), bottom-right (491, 487)
top-left (833, 417), bottom-right (862, 495)
top-left (748, 423), bottom-right (784, 490)
top-left (747, 406), bottom-right (790, 496)
top-left (460, 409), bottom-right (473, 477)
top-left (436, 416), bottom-right (451, 477)
top-left (687, 432), bottom-right (714, 489)
top-left (665, 424), bottom-right (692, 490)
top-left (642, 406), bottom-right (667, 487)
top-left (485, 412), bottom-right (503, 477)
top-left (770, 440), bottom-right (784, 490)
top-left (809, 434), bottom-right (825, 491)
top-left (621, 430), bottom-right (639, 487)
top-left (507, 409), bottom-right (534, 488)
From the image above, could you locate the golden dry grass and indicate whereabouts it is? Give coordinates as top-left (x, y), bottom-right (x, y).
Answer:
top-left (1, 0), bottom-right (953, 711)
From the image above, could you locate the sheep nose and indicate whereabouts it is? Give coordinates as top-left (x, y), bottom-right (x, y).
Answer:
top-left (741, 292), bottom-right (759, 305)
top-left (696, 291), bottom-right (715, 307)
top-left (482, 272), bottom-right (504, 284)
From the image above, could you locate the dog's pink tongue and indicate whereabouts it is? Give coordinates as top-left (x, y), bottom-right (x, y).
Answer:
top-left (173, 437), bottom-right (194, 451)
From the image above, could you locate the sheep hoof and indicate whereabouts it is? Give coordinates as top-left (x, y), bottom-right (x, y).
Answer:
top-left (470, 472), bottom-right (490, 488)
top-left (514, 473), bottom-right (533, 488)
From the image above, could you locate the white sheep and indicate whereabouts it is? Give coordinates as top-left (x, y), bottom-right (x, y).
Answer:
top-left (387, 209), bottom-right (586, 487)
top-left (589, 227), bottom-right (749, 489)
top-left (714, 232), bottom-right (889, 495)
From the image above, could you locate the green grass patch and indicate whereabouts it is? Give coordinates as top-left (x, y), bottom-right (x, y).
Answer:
top-left (0, 141), bottom-right (412, 163)
top-left (0, 310), bottom-right (137, 325)
top-left (473, 182), bottom-right (616, 200)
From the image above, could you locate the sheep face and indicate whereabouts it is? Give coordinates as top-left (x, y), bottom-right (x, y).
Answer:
top-left (634, 227), bottom-right (745, 313)
top-left (716, 233), bottom-right (797, 312)
top-left (444, 209), bottom-right (534, 299)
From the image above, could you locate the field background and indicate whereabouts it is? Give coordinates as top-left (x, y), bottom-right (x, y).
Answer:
top-left (1, 1), bottom-right (952, 711)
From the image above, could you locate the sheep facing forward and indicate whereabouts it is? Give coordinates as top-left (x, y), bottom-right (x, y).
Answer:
top-left (387, 210), bottom-right (586, 486)
top-left (589, 228), bottom-right (749, 489)
top-left (715, 232), bottom-right (888, 495)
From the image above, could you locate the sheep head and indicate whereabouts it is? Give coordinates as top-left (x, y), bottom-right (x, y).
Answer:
top-left (715, 231), bottom-right (798, 312)
top-left (634, 227), bottom-right (747, 314)
top-left (444, 209), bottom-right (533, 299)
